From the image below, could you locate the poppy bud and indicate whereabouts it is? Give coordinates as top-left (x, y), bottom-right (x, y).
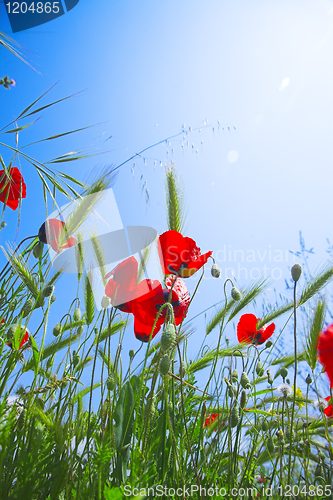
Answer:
top-left (262, 419), bottom-right (269, 432)
top-left (240, 389), bottom-right (247, 409)
top-left (106, 372), bottom-right (117, 391)
top-left (101, 295), bottom-right (111, 309)
top-left (161, 324), bottom-right (176, 352)
top-left (73, 308), bottom-right (81, 322)
top-left (51, 295), bottom-right (57, 304)
top-left (305, 374), bottom-right (312, 385)
top-left (231, 369), bottom-right (238, 382)
top-left (291, 263), bottom-right (302, 282)
top-left (231, 287), bottom-right (242, 301)
top-left (42, 285), bottom-right (54, 298)
top-left (266, 340), bottom-right (273, 348)
top-left (240, 372), bottom-right (251, 389)
top-left (73, 352), bottom-right (80, 367)
top-left (230, 406), bottom-right (240, 427)
top-left (144, 396), bottom-right (156, 421)
top-left (22, 299), bottom-right (33, 318)
top-left (280, 367), bottom-right (288, 379)
top-left (228, 386), bottom-right (235, 398)
top-left (159, 354), bottom-right (171, 376)
top-left (33, 242), bottom-right (43, 259)
top-left (286, 378), bottom-right (291, 385)
top-left (7, 324), bottom-right (17, 341)
top-left (129, 349), bottom-right (135, 359)
top-left (256, 362), bottom-right (264, 376)
top-left (268, 375), bottom-right (273, 385)
top-left (77, 325), bottom-right (84, 335)
top-left (53, 323), bottom-right (62, 337)
top-left (0, 221), bottom-right (7, 229)
top-left (315, 464), bottom-right (322, 478)
top-left (267, 436), bottom-right (275, 454)
top-left (211, 263), bottom-right (221, 278)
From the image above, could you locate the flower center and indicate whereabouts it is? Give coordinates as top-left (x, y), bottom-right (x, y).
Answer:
top-left (155, 290), bottom-right (180, 310)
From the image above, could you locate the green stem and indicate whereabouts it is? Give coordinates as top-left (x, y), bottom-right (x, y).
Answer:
top-left (287, 281), bottom-right (297, 486)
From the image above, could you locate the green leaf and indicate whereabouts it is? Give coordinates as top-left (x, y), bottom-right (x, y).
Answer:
top-left (30, 335), bottom-right (39, 375)
top-left (113, 381), bottom-right (135, 482)
top-left (104, 487), bottom-right (124, 500)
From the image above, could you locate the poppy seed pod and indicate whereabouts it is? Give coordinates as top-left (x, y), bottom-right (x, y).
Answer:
top-left (230, 406), bottom-right (240, 428)
top-left (101, 295), bottom-right (111, 309)
top-left (159, 354), bottom-right (171, 376)
top-left (106, 372), bottom-right (117, 391)
top-left (267, 436), bottom-right (275, 454)
top-left (306, 374), bottom-right (312, 385)
top-left (231, 369), bottom-right (238, 382)
top-left (33, 242), bottom-right (43, 259)
top-left (240, 389), bottom-right (247, 409)
top-left (256, 362), bottom-right (264, 377)
top-left (280, 367), bottom-right (288, 379)
top-left (73, 308), bottom-right (81, 322)
top-left (129, 349), bottom-right (135, 359)
top-left (22, 298), bottom-right (33, 318)
top-left (262, 419), bottom-right (269, 432)
top-left (291, 263), bottom-right (302, 282)
top-left (211, 263), bottom-right (221, 278)
top-left (161, 324), bottom-right (176, 352)
top-left (53, 323), bottom-right (62, 337)
top-left (0, 221), bottom-right (7, 229)
top-left (231, 287), bottom-right (242, 301)
top-left (240, 371), bottom-right (251, 389)
top-left (265, 340), bottom-right (273, 348)
top-left (42, 285), bottom-right (54, 298)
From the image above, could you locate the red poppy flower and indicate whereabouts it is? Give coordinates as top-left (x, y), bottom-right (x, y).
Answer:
top-left (0, 168), bottom-right (26, 211)
top-left (237, 314), bottom-right (275, 345)
top-left (130, 276), bottom-right (190, 342)
top-left (317, 324), bottom-right (333, 387)
top-left (105, 257), bottom-right (140, 313)
top-left (158, 230), bottom-right (212, 278)
top-left (204, 413), bottom-right (218, 427)
top-left (38, 219), bottom-right (77, 254)
top-left (324, 397), bottom-right (333, 419)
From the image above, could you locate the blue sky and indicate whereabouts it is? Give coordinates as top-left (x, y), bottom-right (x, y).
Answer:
top-left (1, 0), bottom-right (333, 375)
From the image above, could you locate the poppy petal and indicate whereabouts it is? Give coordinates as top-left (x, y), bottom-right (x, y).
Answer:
top-left (0, 168), bottom-right (26, 211)
top-left (237, 314), bottom-right (258, 343)
top-left (255, 323), bottom-right (275, 344)
top-left (317, 324), bottom-right (333, 387)
top-left (158, 230), bottom-right (212, 277)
